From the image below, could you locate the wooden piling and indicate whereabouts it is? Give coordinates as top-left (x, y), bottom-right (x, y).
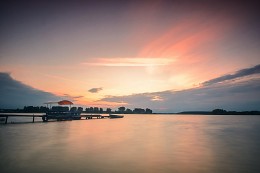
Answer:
top-left (5, 116), bottom-right (8, 124)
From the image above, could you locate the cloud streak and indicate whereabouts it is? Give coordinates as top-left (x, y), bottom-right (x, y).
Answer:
top-left (202, 64), bottom-right (260, 86)
top-left (88, 87), bottom-right (103, 93)
top-left (62, 94), bottom-right (84, 101)
top-left (82, 57), bottom-right (175, 67)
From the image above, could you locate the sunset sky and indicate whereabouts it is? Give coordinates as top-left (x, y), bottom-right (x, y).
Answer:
top-left (1, 0), bottom-right (260, 112)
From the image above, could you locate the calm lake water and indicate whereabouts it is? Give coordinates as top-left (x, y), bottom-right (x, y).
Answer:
top-left (1, 114), bottom-right (260, 173)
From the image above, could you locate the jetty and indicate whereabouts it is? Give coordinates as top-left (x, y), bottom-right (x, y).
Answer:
top-left (0, 114), bottom-right (115, 124)
top-left (0, 100), bottom-right (124, 124)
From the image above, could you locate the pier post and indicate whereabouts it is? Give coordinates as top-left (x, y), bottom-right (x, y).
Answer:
top-left (5, 116), bottom-right (8, 124)
top-left (33, 115), bottom-right (35, 123)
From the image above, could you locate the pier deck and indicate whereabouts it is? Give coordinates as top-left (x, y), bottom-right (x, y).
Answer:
top-left (0, 114), bottom-right (111, 124)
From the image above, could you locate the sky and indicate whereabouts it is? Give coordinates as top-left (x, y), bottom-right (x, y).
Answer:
top-left (1, 0), bottom-right (260, 112)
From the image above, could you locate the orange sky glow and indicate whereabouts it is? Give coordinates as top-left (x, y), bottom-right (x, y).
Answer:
top-left (1, 0), bottom-right (260, 111)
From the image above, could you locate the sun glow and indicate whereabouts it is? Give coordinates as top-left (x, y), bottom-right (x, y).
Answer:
top-left (151, 95), bottom-right (164, 101)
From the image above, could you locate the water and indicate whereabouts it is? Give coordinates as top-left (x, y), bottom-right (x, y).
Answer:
top-left (1, 114), bottom-right (260, 173)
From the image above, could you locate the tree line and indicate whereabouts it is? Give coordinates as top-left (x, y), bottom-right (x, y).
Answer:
top-left (177, 109), bottom-right (260, 115)
top-left (0, 106), bottom-right (153, 114)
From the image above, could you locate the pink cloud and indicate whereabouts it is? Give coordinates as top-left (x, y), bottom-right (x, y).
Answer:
top-left (139, 14), bottom-right (233, 62)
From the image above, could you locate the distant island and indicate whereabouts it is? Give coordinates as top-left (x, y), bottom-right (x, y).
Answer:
top-left (176, 109), bottom-right (260, 115)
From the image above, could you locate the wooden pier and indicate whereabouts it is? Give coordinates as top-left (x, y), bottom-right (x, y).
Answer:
top-left (82, 114), bottom-right (110, 119)
top-left (0, 114), bottom-right (112, 124)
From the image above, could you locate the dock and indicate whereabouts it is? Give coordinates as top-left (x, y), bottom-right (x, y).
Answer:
top-left (0, 114), bottom-right (112, 124)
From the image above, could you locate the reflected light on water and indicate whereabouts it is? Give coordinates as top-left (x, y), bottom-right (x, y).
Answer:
top-left (1, 115), bottom-right (260, 173)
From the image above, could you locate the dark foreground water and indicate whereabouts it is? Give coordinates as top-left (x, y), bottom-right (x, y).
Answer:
top-left (1, 114), bottom-right (260, 173)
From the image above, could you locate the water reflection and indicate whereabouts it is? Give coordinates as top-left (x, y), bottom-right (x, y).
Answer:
top-left (1, 115), bottom-right (260, 173)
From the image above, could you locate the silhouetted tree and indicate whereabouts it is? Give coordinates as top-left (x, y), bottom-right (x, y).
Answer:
top-left (133, 108), bottom-right (145, 114)
top-left (145, 108), bottom-right (152, 114)
top-left (94, 107), bottom-right (99, 113)
top-left (212, 109), bottom-right (227, 115)
top-left (70, 107), bottom-right (77, 112)
top-left (118, 107), bottom-right (126, 113)
top-left (125, 108), bottom-right (132, 114)
top-left (106, 108), bottom-right (112, 113)
top-left (24, 106), bottom-right (40, 113)
top-left (77, 107), bottom-right (83, 112)
top-left (40, 106), bottom-right (49, 113)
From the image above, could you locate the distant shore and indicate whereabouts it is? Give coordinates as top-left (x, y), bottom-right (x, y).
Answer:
top-left (154, 109), bottom-right (260, 115)
top-left (1, 108), bottom-right (260, 115)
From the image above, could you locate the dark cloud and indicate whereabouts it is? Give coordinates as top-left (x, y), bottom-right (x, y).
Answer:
top-left (73, 95), bottom-right (84, 99)
top-left (101, 66), bottom-right (260, 113)
top-left (102, 79), bottom-right (260, 112)
top-left (0, 72), bottom-right (60, 108)
top-left (203, 64), bottom-right (260, 86)
top-left (88, 87), bottom-right (103, 93)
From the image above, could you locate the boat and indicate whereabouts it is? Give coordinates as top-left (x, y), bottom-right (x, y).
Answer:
top-left (109, 114), bottom-right (124, 118)
top-left (42, 100), bottom-right (81, 122)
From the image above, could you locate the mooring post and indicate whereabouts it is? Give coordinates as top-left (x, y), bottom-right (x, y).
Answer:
top-left (5, 116), bottom-right (8, 124)
top-left (33, 115), bottom-right (35, 123)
